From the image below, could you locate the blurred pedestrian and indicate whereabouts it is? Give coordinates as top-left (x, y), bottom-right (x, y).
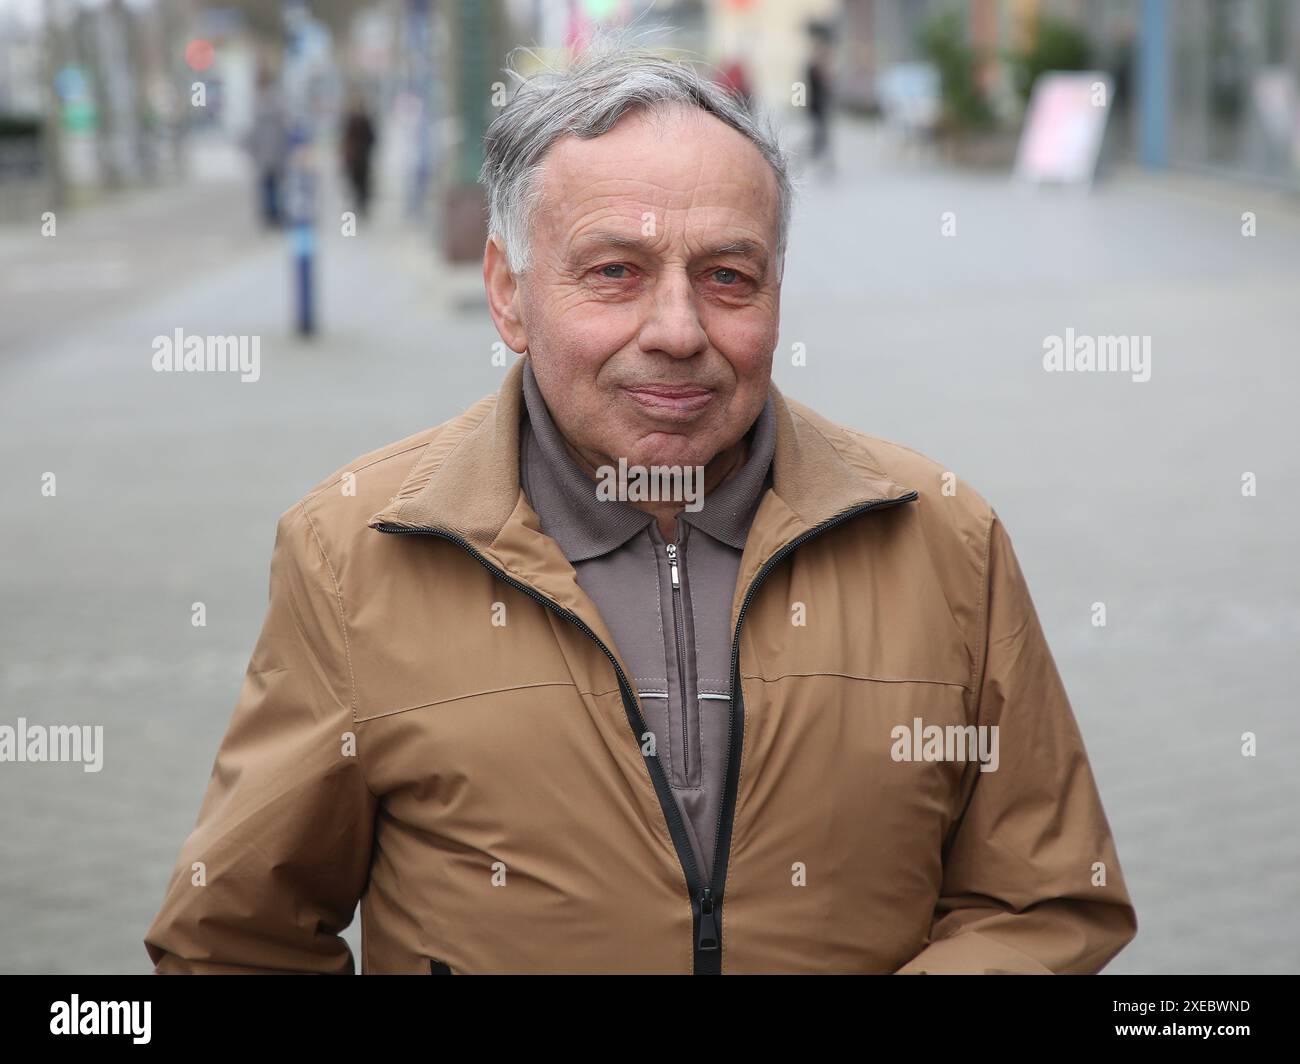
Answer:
top-left (341, 90), bottom-right (377, 222)
top-left (243, 67), bottom-right (290, 229)
top-left (805, 22), bottom-right (835, 174)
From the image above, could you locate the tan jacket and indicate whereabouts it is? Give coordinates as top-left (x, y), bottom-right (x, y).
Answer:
top-left (143, 355), bottom-right (1137, 974)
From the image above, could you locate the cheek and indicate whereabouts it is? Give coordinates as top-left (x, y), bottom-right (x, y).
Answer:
top-left (534, 291), bottom-right (639, 373)
top-left (704, 307), bottom-right (778, 378)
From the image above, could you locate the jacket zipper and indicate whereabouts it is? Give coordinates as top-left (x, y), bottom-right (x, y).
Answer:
top-left (375, 488), bottom-right (917, 974)
top-left (664, 541), bottom-right (691, 781)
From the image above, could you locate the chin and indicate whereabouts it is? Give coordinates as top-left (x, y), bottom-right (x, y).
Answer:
top-left (626, 438), bottom-right (716, 471)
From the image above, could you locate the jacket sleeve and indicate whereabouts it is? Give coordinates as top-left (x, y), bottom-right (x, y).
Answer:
top-left (894, 513), bottom-right (1137, 974)
top-left (143, 502), bottom-right (377, 974)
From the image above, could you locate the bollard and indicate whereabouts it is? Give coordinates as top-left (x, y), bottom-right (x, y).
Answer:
top-left (284, 129), bottom-right (318, 337)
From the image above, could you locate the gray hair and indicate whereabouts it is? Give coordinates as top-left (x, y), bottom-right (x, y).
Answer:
top-left (479, 32), bottom-right (793, 278)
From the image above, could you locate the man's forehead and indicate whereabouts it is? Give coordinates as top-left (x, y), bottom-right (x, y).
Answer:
top-left (534, 120), bottom-right (778, 260)
top-left (535, 109), bottom-right (778, 216)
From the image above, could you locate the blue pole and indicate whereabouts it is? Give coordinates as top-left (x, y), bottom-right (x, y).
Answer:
top-left (1137, 0), bottom-right (1169, 168)
top-left (283, 2), bottom-right (317, 337)
top-left (286, 129), bottom-right (317, 338)
top-left (295, 229), bottom-right (314, 335)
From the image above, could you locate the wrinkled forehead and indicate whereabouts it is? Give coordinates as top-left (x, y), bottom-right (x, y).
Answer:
top-left (530, 104), bottom-right (781, 256)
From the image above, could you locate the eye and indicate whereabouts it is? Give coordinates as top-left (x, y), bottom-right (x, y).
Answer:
top-left (712, 267), bottom-right (741, 285)
top-left (597, 263), bottom-right (630, 279)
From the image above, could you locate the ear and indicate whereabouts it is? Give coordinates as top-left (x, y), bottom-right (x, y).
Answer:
top-left (483, 235), bottom-right (528, 353)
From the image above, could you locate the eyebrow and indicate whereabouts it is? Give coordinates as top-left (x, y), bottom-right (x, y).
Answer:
top-left (569, 232), bottom-right (770, 274)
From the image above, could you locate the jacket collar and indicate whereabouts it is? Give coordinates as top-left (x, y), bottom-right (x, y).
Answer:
top-left (369, 355), bottom-right (915, 618)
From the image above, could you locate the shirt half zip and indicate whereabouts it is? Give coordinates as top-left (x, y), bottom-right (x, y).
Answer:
top-left (664, 540), bottom-right (692, 782)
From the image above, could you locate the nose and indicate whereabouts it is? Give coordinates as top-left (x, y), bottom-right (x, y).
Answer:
top-left (637, 268), bottom-right (708, 360)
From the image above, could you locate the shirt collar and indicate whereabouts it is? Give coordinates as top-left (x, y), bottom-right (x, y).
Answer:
top-left (520, 358), bottom-right (775, 562)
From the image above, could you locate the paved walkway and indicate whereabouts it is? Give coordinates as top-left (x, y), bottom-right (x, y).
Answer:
top-left (1, 121), bottom-right (1297, 973)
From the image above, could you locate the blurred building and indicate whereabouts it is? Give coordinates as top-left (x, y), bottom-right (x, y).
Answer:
top-left (708, 0), bottom-right (839, 109)
top-left (824, 0), bottom-right (1300, 191)
top-left (3, 0), bottom-right (1295, 235)
top-left (1162, 0), bottom-right (1300, 189)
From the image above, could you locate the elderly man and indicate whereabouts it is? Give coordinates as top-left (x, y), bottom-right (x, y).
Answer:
top-left (144, 42), bottom-right (1136, 975)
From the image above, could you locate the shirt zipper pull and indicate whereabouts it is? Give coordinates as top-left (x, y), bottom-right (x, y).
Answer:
top-left (666, 542), bottom-right (679, 588)
top-left (698, 887), bottom-right (719, 950)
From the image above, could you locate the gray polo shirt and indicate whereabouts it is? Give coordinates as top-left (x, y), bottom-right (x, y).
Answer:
top-left (518, 360), bottom-right (775, 884)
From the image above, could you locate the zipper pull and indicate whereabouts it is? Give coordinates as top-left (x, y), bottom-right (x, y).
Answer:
top-left (666, 542), bottom-right (679, 588)
top-left (698, 887), bottom-right (719, 950)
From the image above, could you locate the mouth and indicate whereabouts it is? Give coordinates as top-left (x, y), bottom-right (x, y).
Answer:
top-left (622, 384), bottom-right (715, 418)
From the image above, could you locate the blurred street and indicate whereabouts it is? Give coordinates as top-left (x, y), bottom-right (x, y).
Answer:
top-left (2, 115), bottom-right (1298, 973)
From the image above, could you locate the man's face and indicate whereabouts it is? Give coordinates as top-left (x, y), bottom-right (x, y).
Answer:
top-left (489, 104), bottom-right (781, 472)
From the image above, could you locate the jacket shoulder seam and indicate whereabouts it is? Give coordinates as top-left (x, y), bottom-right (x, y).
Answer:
top-left (296, 500), bottom-right (361, 728)
top-left (970, 509), bottom-right (997, 707)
